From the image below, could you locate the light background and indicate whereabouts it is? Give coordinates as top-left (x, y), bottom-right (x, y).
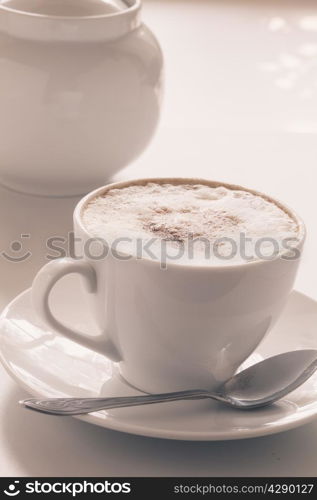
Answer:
top-left (0, 0), bottom-right (317, 476)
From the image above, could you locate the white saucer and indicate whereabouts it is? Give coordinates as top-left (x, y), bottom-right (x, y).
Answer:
top-left (1, 275), bottom-right (317, 441)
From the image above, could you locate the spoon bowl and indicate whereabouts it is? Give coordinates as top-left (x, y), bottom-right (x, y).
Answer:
top-left (223, 349), bottom-right (317, 409)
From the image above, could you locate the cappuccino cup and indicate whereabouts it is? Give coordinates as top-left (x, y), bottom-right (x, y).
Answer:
top-left (32, 178), bottom-right (305, 393)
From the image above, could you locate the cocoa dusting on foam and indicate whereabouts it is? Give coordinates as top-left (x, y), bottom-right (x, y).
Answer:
top-left (82, 182), bottom-right (299, 265)
top-left (143, 212), bottom-right (241, 242)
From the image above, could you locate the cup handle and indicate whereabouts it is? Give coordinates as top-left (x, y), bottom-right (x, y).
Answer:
top-left (32, 258), bottom-right (122, 361)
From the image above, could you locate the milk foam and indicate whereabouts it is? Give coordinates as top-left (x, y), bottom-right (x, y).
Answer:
top-left (82, 183), bottom-right (299, 265)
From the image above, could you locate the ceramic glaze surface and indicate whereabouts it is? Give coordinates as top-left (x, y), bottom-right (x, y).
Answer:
top-left (0, 0), bottom-right (163, 195)
top-left (31, 178), bottom-right (305, 394)
top-left (0, 0), bottom-right (126, 16)
top-left (1, 284), bottom-right (317, 440)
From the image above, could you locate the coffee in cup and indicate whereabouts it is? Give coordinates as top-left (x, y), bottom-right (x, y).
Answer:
top-left (32, 178), bottom-right (305, 392)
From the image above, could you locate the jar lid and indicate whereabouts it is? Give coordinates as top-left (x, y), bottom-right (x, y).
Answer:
top-left (0, 0), bottom-right (132, 17)
top-left (0, 0), bottom-right (141, 41)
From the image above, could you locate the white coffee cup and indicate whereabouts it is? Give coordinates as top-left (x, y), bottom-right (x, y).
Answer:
top-left (32, 178), bottom-right (306, 393)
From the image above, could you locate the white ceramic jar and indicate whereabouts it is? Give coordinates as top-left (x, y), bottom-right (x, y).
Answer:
top-left (0, 0), bottom-right (163, 196)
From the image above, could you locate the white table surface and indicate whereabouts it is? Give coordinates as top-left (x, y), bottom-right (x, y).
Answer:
top-left (1, 0), bottom-right (317, 476)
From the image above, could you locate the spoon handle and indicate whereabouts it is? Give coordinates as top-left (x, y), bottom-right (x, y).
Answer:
top-left (20, 389), bottom-right (216, 416)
